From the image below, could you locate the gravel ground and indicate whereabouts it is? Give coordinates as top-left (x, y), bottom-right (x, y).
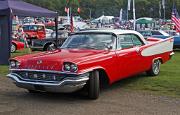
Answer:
top-left (0, 77), bottom-right (180, 115)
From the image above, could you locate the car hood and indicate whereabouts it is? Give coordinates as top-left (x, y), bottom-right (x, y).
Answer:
top-left (16, 49), bottom-right (107, 71)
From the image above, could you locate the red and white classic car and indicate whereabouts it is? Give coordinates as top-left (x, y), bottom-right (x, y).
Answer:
top-left (7, 30), bottom-right (174, 99)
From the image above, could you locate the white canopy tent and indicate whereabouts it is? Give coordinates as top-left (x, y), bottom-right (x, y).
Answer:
top-left (94, 15), bottom-right (114, 24)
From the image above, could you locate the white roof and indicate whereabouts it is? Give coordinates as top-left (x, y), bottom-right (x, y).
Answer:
top-left (81, 29), bottom-right (140, 35)
top-left (79, 29), bottom-right (147, 44)
top-left (95, 15), bottom-right (114, 21)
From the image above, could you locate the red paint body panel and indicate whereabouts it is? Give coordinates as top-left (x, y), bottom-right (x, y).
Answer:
top-left (11, 36), bottom-right (173, 84)
top-left (23, 24), bottom-right (46, 39)
top-left (25, 31), bottom-right (45, 39)
top-left (12, 40), bottom-right (24, 50)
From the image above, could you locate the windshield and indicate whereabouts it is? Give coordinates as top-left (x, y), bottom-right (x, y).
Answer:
top-left (23, 25), bottom-right (44, 31)
top-left (61, 33), bottom-right (116, 50)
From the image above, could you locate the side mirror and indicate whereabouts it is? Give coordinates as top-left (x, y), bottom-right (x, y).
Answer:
top-left (107, 45), bottom-right (113, 50)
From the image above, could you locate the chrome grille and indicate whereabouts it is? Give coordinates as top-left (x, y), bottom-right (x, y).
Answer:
top-left (14, 71), bottom-right (65, 81)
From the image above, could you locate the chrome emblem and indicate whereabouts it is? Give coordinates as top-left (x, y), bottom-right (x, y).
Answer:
top-left (37, 60), bottom-right (42, 64)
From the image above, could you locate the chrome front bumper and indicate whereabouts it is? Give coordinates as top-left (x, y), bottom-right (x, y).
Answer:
top-left (7, 73), bottom-right (89, 93)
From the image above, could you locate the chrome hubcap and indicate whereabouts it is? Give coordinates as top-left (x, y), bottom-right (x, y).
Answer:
top-left (153, 60), bottom-right (160, 75)
top-left (11, 44), bottom-right (16, 53)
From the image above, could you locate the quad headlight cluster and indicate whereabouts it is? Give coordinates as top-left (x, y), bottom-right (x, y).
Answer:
top-left (9, 60), bottom-right (20, 69)
top-left (63, 62), bottom-right (78, 72)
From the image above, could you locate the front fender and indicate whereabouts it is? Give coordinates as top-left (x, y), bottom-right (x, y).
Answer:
top-left (78, 66), bottom-right (106, 75)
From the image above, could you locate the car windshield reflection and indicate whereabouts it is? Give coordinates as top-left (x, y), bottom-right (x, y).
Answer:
top-left (61, 33), bottom-right (116, 50)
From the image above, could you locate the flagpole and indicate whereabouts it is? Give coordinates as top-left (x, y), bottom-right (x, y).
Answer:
top-left (127, 0), bottom-right (131, 21)
top-left (164, 6), bottom-right (166, 20)
top-left (162, 0), bottom-right (166, 21)
top-left (133, 0), bottom-right (136, 30)
top-left (159, 1), bottom-right (161, 19)
top-left (127, 4), bottom-right (129, 21)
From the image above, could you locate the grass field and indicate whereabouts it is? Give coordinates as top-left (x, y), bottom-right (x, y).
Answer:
top-left (0, 48), bottom-right (33, 76)
top-left (0, 49), bottom-right (180, 98)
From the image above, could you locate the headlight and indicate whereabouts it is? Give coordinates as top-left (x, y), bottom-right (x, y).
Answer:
top-left (10, 61), bottom-right (16, 68)
top-left (63, 62), bottom-right (78, 72)
top-left (71, 64), bottom-right (78, 72)
top-left (9, 60), bottom-right (20, 69)
top-left (64, 63), bottom-right (71, 71)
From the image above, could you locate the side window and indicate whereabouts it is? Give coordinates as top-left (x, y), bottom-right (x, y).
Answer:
top-left (151, 31), bottom-right (162, 35)
top-left (140, 31), bottom-right (152, 37)
top-left (117, 35), bottom-right (134, 49)
top-left (131, 34), bottom-right (144, 46)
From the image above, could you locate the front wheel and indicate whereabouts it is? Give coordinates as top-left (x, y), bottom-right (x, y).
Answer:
top-left (45, 44), bottom-right (56, 51)
top-left (11, 44), bottom-right (17, 53)
top-left (146, 59), bottom-right (161, 76)
top-left (88, 70), bottom-right (100, 99)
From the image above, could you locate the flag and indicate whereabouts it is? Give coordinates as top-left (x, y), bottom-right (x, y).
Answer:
top-left (128, 0), bottom-right (131, 11)
top-left (67, 8), bottom-right (70, 23)
top-left (171, 4), bottom-right (180, 32)
top-left (70, 15), bottom-right (74, 32)
top-left (77, 7), bottom-right (81, 13)
top-left (119, 9), bottom-right (123, 22)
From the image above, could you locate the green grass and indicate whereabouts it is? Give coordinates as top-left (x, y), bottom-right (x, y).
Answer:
top-left (0, 65), bottom-right (9, 76)
top-left (0, 49), bottom-right (180, 98)
top-left (11, 48), bottom-right (32, 57)
top-left (0, 48), bottom-right (36, 76)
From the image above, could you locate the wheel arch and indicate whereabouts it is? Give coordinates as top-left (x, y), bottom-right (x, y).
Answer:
top-left (153, 57), bottom-right (163, 64)
top-left (95, 68), bottom-right (110, 87)
top-left (80, 67), bottom-right (110, 86)
top-left (43, 42), bottom-right (56, 51)
top-left (11, 42), bottom-right (17, 50)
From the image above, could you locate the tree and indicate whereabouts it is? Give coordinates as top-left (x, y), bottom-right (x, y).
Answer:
top-left (23, 0), bottom-right (180, 19)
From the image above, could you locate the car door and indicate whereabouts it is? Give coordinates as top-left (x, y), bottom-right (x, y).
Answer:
top-left (37, 25), bottom-right (46, 39)
top-left (115, 34), bottom-right (145, 80)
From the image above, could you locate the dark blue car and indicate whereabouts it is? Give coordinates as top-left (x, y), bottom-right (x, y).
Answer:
top-left (138, 30), bottom-right (180, 48)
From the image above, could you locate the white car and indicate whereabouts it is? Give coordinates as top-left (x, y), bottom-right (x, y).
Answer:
top-left (45, 29), bottom-right (53, 39)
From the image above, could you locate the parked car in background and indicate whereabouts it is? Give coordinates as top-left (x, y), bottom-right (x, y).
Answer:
top-left (138, 30), bottom-right (170, 38)
top-left (45, 21), bottom-right (55, 31)
top-left (30, 25), bottom-right (69, 51)
top-left (23, 17), bottom-right (35, 24)
top-left (11, 40), bottom-right (25, 53)
top-left (30, 37), bottom-right (66, 51)
top-left (8, 30), bottom-right (174, 99)
top-left (138, 30), bottom-right (180, 48)
top-left (23, 24), bottom-right (46, 40)
top-left (163, 30), bottom-right (180, 36)
top-left (45, 29), bottom-right (54, 39)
